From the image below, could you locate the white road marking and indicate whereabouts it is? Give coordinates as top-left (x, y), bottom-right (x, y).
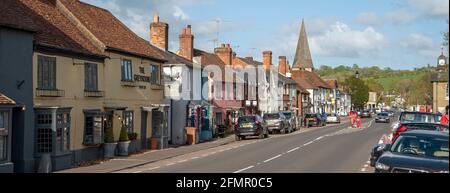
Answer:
top-left (303, 141), bottom-right (314, 146)
top-left (166, 163), bottom-right (175, 166)
top-left (287, 147), bottom-right (300, 153)
top-left (364, 164), bottom-right (369, 168)
top-left (191, 156), bottom-right (199, 160)
top-left (233, 165), bottom-right (255, 173)
top-left (316, 136), bottom-right (324, 140)
top-left (263, 154), bottom-right (282, 163)
top-left (177, 159), bottom-right (187, 163)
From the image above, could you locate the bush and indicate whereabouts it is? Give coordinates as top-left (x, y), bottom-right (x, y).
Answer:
top-left (119, 128), bottom-right (129, 142)
top-left (104, 128), bottom-right (115, 143)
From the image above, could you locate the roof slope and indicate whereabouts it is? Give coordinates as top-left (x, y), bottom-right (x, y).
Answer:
top-left (292, 70), bottom-right (331, 89)
top-left (59, 0), bottom-right (164, 61)
top-left (0, 93), bottom-right (16, 105)
top-left (9, 0), bottom-right (105, 56)
top-left (293, 20), bottom-right (314, 70)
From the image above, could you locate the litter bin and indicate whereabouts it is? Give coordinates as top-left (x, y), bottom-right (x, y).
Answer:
top-left (186, 127), bottom-right (197, 145)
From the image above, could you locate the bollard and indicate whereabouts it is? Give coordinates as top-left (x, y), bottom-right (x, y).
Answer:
top-left (37, 153), bottom-right (52, 173)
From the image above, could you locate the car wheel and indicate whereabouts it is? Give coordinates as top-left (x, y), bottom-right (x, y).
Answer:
top-left (235, 135), bottom-right (241, 141)
top-left (241, 136), bottom-right (246, 140)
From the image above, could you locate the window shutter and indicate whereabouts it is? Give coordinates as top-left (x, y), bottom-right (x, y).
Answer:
top-left (38, 56), bottom-right (44, 89)
top-left (93, 64), bottom-right (98, 91)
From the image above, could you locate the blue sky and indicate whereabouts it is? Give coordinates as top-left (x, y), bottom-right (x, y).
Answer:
top-left (82, 0), bottom-right (449, 70)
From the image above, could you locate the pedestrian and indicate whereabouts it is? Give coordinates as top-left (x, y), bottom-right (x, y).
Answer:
top-left (440, 107), bottom-right (449, 125)
top-left (357, 116), bottom-right (362, 128)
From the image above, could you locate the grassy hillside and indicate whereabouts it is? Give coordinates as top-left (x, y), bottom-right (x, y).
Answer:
top-left (374, 73), bottom-right (425, 91)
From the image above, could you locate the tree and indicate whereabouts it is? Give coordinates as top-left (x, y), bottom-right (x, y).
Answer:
top-left (343, 76), bottom-right (369, 109)
top-left (443, 20), bottom-right (449, 54)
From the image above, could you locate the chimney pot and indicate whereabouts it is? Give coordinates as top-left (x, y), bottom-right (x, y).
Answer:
top-left (221, 43), bottom-right (226, 48)
top-left (179, 25), bottom-right (194, 61)
top-left (153, 13), bottom-right (159, 23)
top-left (187, 25), bottom-right (192, 34)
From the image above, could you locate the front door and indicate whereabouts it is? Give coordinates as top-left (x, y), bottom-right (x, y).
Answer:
top-left (141, 111), bottom-right (147, 149)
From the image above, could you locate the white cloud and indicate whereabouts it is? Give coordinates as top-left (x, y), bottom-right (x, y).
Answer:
top-left (400, 33), bottom-right (440, 57)
top-left (355, 12), bottom-right (382, 26)
top-left (407, 0), bottom-right (449, 18)
top-left (385, 9), bottom-right (417, 25)
top-left (309, 22), bottom-right (385, 58)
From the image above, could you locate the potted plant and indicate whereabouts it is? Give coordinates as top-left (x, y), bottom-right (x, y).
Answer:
top-left (103, 128), bottom-right (117, 159)
top-left (117, 127), bottom-right (130, 156)
top-left (128, 132), bottom-right (138, 141)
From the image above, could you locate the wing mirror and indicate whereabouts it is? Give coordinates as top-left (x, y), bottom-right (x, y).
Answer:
top-left (376, 143), bottom-right (391, 152)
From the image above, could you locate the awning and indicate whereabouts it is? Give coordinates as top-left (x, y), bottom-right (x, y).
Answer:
top-left (142, 104), bottom-right (170, 112)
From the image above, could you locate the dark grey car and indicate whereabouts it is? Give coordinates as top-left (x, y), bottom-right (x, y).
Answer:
top-left (375, 112), bottom-right (390, 123)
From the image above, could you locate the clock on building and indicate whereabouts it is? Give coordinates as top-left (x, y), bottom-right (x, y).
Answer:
top-left (438, 48), bottom-right (447, 66)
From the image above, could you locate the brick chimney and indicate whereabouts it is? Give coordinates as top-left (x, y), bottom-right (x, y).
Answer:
top-left (179, 25), bottom-right (194, 61)
top-left (150, 13), bottom-right (169, 51)
top-left (214, 43), bottom-right (233, 65)
top-left (263, 51), bottom-right (272, 70)
top-left (279, 56), bottom-right (287, 75)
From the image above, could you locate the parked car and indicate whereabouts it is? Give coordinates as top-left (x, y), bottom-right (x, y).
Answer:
top-left (361, 110), bottom-right (372, 118)
top-left (304, 113), bottom-right (326, 127)
top-left (375, 112), bottom-right (390, 123)
top-left (372, 130), bottom-right (449, 173)
top-left (399, 111), bottom-right (442, 124)
top-left (326, 113), bottom-right (341, 124)
top-left (235, 115), bottom-right (269, 141)
top-left (263, 112), bottom-right (290, 134)
top-left (370, 123), bottom-right (449, 165)
top-left (281, 111), bottom-right (298, 132)
top-left (386, 110), bottom-right (395, 117)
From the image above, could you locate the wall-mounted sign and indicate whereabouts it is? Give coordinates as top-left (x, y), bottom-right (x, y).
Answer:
top-left (245, 100), bottom-right (251, 107)
top-left (252, 101), bottom-right (258, 106)
top-left (134, 74), bottom-right (151, 83)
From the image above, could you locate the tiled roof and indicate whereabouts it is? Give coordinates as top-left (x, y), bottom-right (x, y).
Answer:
top-left (293, 20), bottom-right (314, 69)
top-left (0, 93), bottom-right (16, 105)
top-left (194, 49), bottom-right (239, 82)
top-left (8, 0), bottom-right (105, 57)
top-left (59, 0), bottom-right (165, 61)
top-left (325, 79), bottom-right (338, 89)
top-left (292, 70), bottom-right (331, 89)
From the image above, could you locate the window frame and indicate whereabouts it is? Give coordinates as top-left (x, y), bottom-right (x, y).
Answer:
top-left (150, 64), bottom-right (160, 85)
top-left (84, 63), bottom-right (99, 91)
top-left (83, 110), bottom-right (105, 146)
top-left (0, 110), bottom-right (11, 163)
top-left (121, 59), bottom-right (133, 82)
top-left (123, 111), bottom-right (134, 133)
top-left (35, 108), bottom-right (72, 156)
top-left (37, 55), bottom-right (57, 90)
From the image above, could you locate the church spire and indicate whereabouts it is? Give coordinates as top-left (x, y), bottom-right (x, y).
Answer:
top-left (293, 19), bottom-right (314, 72)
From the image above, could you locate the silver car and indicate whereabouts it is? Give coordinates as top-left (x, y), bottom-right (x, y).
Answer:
top-left (263, 112), bottom-right (290, 134)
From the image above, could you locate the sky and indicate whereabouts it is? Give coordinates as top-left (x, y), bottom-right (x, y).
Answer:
top-left (81, 0), bottom-right (449, 70)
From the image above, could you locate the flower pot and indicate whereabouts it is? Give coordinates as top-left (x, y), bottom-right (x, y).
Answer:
top-left (117, 141), bottom-right (131, 156)
top-left (103, 142), bottom-right (117, 159)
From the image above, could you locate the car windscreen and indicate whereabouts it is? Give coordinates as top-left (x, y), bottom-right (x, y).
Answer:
top-left (391, 136), bottom-right (449, 159)
top-left (378, 113), bottom-right (389, 116)
top-left (283, 113), bottom-right (292, 119)
top-left (305, 114), bottom-right (316, 118)
top-left (238, 117), bottom-right (255, 124)
top-left (264, 114), bottom-right (279, 119)
top-left (400, 113), bottom-right (441, 124)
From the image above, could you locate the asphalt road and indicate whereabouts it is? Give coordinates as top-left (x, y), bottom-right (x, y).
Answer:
top-left (119, 116), bottom-right (395, 173)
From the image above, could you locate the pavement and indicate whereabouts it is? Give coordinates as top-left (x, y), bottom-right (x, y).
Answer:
top-left (59, 116), bottom-right (391, 173)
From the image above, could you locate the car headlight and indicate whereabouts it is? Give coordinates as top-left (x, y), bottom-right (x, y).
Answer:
top-left (375, 162), bottom-right (390, 171)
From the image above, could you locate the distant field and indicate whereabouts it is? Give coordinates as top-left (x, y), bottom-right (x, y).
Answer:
top-left (374, 73), bottom-right (424, 91)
